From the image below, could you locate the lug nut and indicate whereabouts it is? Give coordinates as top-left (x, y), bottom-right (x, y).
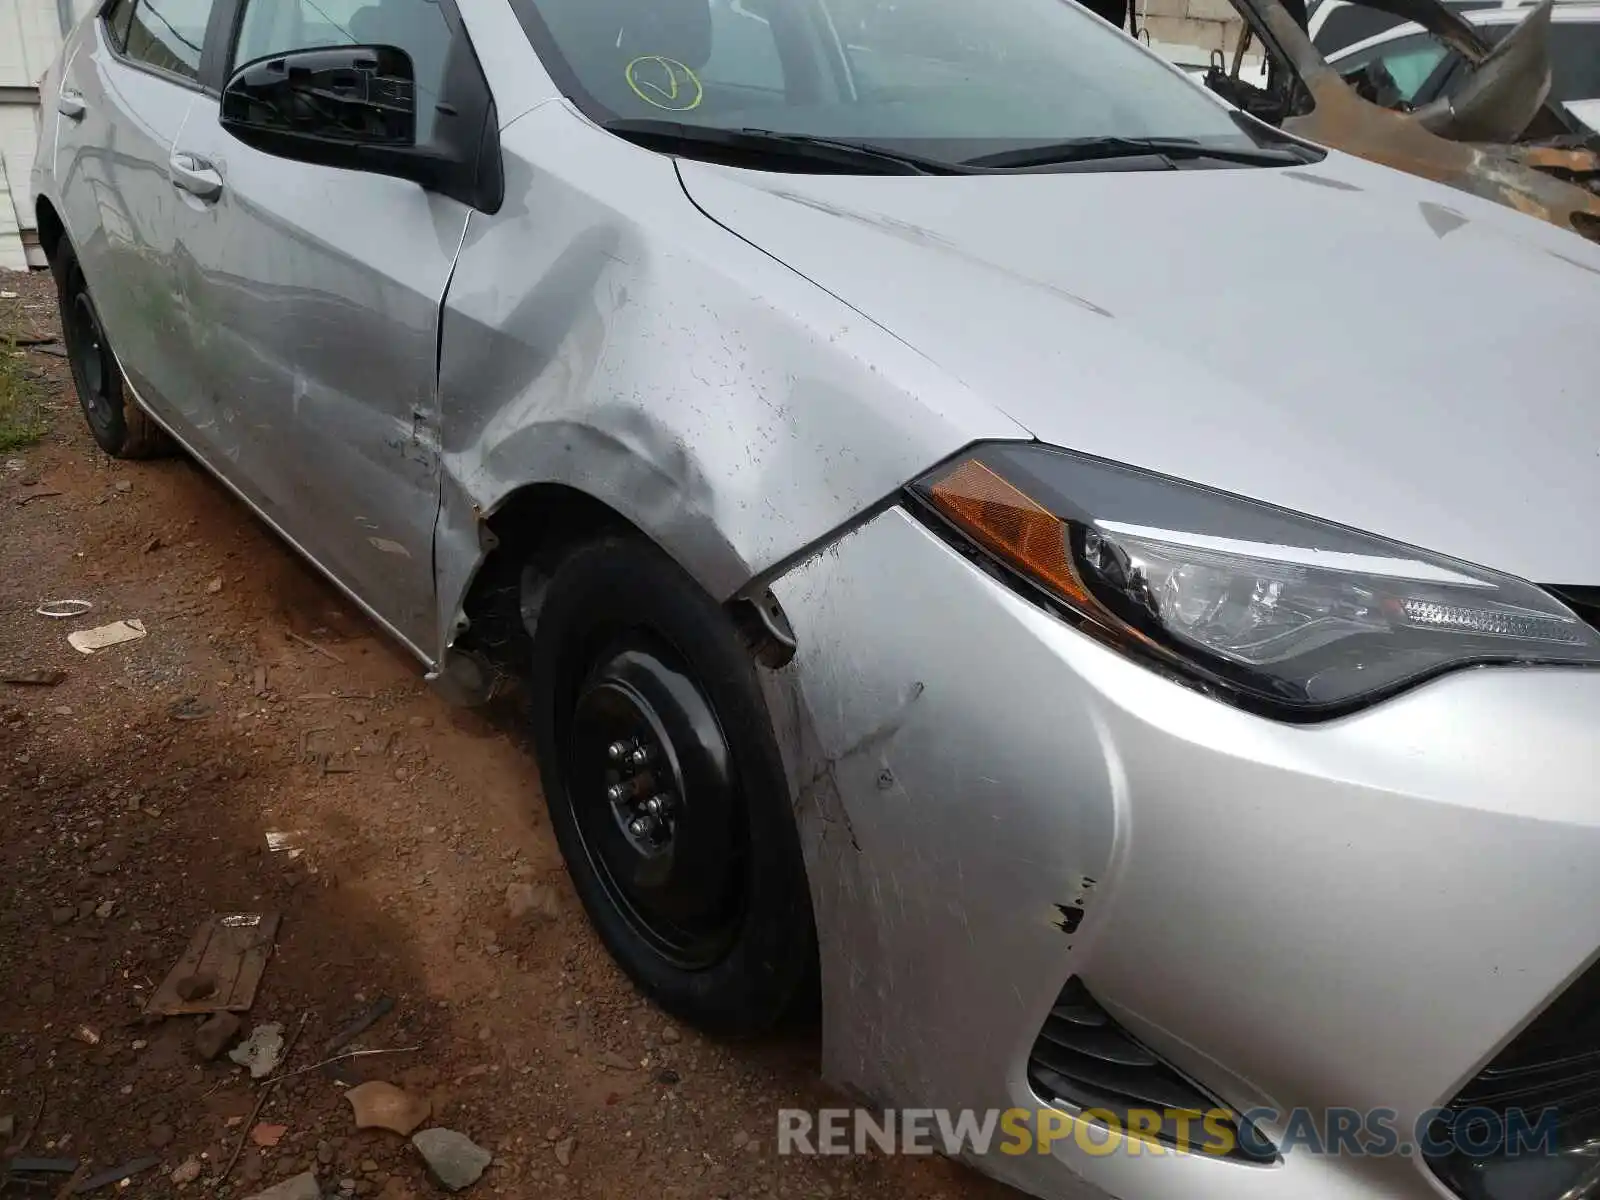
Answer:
top-left (606, 781), bottom-right (635, 804)
top-left (644, 793), bottom-right (674, 817)
top-left (607, 740), bottom-right (632, 763)
top-left (627, 744), bottom-right (655, 769)
top-left (628, 815), bottom-right (658, 839)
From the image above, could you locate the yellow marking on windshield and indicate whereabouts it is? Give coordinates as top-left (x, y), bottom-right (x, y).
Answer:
top-left (626, 56), bottom-right (704, 112)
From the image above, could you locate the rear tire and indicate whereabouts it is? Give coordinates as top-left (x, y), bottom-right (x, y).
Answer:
top-left (51, 238), bottom-right (172, 459)
top-left (528, 536), bottom-right (818, 1036)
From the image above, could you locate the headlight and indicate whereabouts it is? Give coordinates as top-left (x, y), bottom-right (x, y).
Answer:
top-left (909, 443), bottom-right (1600, 718)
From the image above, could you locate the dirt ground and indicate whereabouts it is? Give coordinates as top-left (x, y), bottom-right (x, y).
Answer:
top-left (0, 268), bottom-right (1020, 1200)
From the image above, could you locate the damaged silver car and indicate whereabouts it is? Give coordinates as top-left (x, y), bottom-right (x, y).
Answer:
top-left (28, 0), bottom-right (1600, 1197)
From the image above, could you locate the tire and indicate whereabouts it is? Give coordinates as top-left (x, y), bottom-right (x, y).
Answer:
top-left (528, 536), bottom-right (818, 1036)
top-left (51, 239), bottom-right (172, 459)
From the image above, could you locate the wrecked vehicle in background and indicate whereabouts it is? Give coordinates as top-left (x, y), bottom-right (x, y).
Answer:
top-left (1322, 1), bottom-right (1600, 135)
top-left (1200, 0), bottom-right (1600, 239)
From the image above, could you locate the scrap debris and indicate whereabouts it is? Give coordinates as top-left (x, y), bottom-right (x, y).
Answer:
top-left (0, 669), bottom-right (65, 687)
top-left (318, 994), bottom-right (396, 1084)
top-left (146, 913), bottom-right (280, 1016)
top-left (217, 1013), bottom-right (310, 1188)
top-left (35, 600), bottom-right (91, 619)
top-left (167, 696), bottom-right (213, 722)
top-left (346, 1081), bottom-right (431, 1136)
top-left (68, 1156), bottom-right (158, 1194)
top-left (66, 619), bottom-right (146, 655)
top-left (230, 1023), bottom-right (287, 1080)
top-left (323, 995), bottom-right (395, 1052)
top-left (287, 630), bottom-right (344, 664)
top-left (3, 1157), bottom-right (78, 1175)
top-left (265, 830), bottom-right (307, 860)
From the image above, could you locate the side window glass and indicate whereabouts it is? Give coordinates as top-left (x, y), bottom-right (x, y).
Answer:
top-left (1337, 35), bottom-right (1451, 106)
top-left (1375, 43), bottom-right (1450, 103)
top-left (103, 0), bottom-right (137, 53)
top-left (122, 0), bottom-right (214, 81)
top-left (232, 0), bottom-right (454, 142)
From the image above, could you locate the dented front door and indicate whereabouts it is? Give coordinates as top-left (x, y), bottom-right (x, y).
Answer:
top-left (169, 96), bottom-right (467, 653)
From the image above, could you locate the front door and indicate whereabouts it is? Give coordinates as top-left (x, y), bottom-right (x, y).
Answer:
top-left (53, 0), bottom-right (224, 422)
top-left (165, 0), bottom-right (476, 652)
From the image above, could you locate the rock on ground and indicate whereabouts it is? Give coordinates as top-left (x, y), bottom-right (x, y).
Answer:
top-left (411, 1129), bottom-right (491, 1192)
top-left (242, 1172), bottom-right (322, 1200)
top-left (503, 881), bottom-right (559, 922)
top-left (194, 1011), bottom-right (242, 1061)
top-left (171, 1159), bottom-right (202, 1185)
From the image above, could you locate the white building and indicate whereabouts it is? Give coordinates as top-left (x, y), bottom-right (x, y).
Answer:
top-left (1, 0), bottom-right (90, 269)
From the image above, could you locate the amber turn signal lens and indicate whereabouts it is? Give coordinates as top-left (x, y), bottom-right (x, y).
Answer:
top-left (926, 458), bottom-right (1093, 607)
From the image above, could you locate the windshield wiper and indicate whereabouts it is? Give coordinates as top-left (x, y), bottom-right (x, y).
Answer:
top-left (601, 119), bottom-right (969, 176)
top-left (963, 136), bottom-right (1309, 170)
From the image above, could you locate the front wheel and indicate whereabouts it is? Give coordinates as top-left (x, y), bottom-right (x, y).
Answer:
top-left (51, 239), bottom-right (171, 459)
top-left (528, 536), bottom-right (817, 1035)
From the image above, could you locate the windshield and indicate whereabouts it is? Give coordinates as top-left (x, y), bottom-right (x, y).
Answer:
top-left (515, 0), bottom-right (1270, 163)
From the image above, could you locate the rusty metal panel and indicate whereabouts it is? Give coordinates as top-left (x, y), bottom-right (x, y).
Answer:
top-left (1247, 0), bottom-right (1600, 240)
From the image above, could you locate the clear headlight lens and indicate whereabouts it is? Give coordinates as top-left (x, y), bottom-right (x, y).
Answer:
top-left (910, 443), bottom-right (1600, 717)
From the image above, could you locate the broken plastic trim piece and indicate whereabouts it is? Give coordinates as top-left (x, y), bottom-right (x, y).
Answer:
top-left (729, 589), bottom-right (797, 669)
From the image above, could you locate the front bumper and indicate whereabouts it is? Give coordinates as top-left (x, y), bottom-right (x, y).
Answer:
top-left (761, 505), bottom-right (1600, 1200)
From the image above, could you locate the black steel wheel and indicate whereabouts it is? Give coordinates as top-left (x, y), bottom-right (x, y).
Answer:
top-left (568, 641), bottom-right (746, 969)
top-left (51, 238), bottom-right (171, 459)
top-left (529, 536), bottom-right (817, 1035)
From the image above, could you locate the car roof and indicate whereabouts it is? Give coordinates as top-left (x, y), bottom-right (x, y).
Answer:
top-left (1310, 0), bottom-right (1595, 38)
top-left (1313, 0), bottom-right (1592, 15)
top-left (1326, 3), bottom-right (1600, 59)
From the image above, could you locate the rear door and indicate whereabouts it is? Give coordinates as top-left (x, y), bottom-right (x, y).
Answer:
top-left (161, 0), bottom-right (476, 652)
top-left (53, 0), bottom-right (227, 423)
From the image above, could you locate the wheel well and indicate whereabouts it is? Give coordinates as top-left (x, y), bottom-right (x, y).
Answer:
top-left (452, 484), bottom-right (637, 672)
top-left (452, 483), bottom-right (795, 679)
top-left (34, 198), bottom-right (65, 265)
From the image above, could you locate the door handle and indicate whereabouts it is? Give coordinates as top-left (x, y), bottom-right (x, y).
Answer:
top-left (57, 91), bottom-right (86, 121)
top-left (169, 152), bottom-right (224, 201)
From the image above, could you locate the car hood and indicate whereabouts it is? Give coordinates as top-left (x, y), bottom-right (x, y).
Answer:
top-left (679, 151), bottom-right (1600, 586)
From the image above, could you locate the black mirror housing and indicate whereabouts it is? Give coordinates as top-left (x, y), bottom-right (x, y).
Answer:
top-left (221, 44), bottom-right (503, 212)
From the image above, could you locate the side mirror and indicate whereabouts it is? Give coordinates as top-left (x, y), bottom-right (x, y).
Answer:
top-left (220, 45), bottom-right (503, 212)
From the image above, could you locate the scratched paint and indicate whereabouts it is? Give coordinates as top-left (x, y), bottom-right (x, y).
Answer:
top-left (1055, 873), bottom-right (1099, 936)
top-left (431, 102), bottom-right (1027, 661)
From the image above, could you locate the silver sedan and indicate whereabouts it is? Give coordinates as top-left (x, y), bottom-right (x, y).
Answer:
top-left (28, 0), bottom-right (1600, 1197)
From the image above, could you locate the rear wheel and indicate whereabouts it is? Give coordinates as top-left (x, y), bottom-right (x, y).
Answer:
top-left (528, 536), bottom-right (817, 1035)
top-left (51, 239), bottom-right (172, 459)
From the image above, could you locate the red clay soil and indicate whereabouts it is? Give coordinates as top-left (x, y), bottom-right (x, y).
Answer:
top-left (0, 268), bottom-right (1021, 1200)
